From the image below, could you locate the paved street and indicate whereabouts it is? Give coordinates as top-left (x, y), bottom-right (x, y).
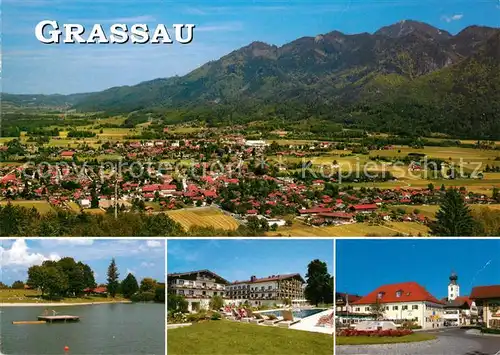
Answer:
top-left (336, 328), bottom-right (500, 355)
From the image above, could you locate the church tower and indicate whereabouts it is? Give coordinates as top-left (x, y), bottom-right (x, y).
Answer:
top-left (448, 272), bottom-right (459, 301)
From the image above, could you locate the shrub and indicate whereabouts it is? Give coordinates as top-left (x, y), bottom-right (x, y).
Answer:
top-left (131, 291), bottom-right (155, 302)
top-left (186, 313), bottom-right (201, 322)
top-left (482, 327), bottom-right (500, 334)
top-left (267, 314), bottom-right (277, 320)
top-left (209, 295), bottom-right (224, 310)
top-left (167, 311), bottom-right (187, 324)
top-left (211, 312), bottom-right (221, 320)
top-left (167, 294), bottom-right (188, 313)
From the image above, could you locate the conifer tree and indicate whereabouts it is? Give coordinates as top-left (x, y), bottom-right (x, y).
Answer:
top-left (431, 189), bottom-right (474, 236)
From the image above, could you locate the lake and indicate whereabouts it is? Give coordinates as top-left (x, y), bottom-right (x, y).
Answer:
top-left (0, 303), bottom-right (165, 354)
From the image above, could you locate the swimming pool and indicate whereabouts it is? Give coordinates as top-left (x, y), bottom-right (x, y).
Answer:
top-left (260, 308), bottom-right (326, 319)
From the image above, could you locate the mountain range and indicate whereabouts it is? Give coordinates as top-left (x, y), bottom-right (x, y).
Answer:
top-left (3, 20), bottom-right (500, 138)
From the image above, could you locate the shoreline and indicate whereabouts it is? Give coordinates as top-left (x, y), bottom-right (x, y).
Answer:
top-left (0, 300), bottom-right (132, 307)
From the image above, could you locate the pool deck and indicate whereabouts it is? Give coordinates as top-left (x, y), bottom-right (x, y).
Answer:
top-left (290, 309), bottom-right (334, 334)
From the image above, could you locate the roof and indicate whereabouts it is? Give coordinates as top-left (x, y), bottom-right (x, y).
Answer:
top-left (319, 212), bottom-right (354, 219)
top-left (445, 296), bottom-right (474, 308)
top-left (336, 292), bottom-right (362, 304)
top-left (167, 269), bottom-right (229, 285)
top-left (231, 273), bottom-right (304, 285)
top-left (352, 282), bottom-right (444, 305)
top-left (351, 204), bottom-right (378, 210)
top-left (470, 285), bottom-right (500, 299)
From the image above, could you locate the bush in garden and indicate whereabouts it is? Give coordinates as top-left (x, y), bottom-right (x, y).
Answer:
top-left (211, 312), bottom-right (221, 320)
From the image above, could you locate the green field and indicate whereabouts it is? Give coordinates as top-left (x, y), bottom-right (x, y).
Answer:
top-left (336, 333), bottom-right (436, 345)
top-left (0, 289), bottom-right (126, 304)
top-left (0, 200), bottom-right (55, 214)
top-left (168, 321), bottom-right (333, 355)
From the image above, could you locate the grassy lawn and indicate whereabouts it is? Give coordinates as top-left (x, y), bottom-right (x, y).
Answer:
top-left (336, 333), bottom-right (436, 345)
top-left (0, 289), bottom-right (127, 304)
top-left (168, 320), bottom-right (333, 355)
top-left (166, 207), bottom-right (240, 231)
top-left (0, 200), bottom-right (55, 214)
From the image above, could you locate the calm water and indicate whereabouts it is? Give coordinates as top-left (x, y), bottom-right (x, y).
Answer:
top-left (261, 308), bottom-right (326, 319)
top-left (0, 303), bottom-right (164, 355)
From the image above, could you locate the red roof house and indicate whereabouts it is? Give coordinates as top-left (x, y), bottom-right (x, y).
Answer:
top-left (352, 282), bottom-right (444, 305)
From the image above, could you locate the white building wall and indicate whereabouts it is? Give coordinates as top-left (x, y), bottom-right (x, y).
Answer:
top-left (351, 301), bottom-right (443, 329)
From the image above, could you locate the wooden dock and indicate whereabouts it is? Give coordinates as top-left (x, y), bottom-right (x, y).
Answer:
top-left (37, 315), bottom-right (80, 323)
top-left (12, 320), bottom-right (47, 325)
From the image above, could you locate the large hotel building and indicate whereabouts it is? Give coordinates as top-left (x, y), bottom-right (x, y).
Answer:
top-left (168, 269), bottom-right (307, 312)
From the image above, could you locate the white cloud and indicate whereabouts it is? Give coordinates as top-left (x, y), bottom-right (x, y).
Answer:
top-left (442, 14), bottom-right (463, 23)
top-left (140, 262), bottom-right (155, 268)
top-left (146, 240), bottom-right (162, 248)
top-left (0, 239), bottom-right (60, 269)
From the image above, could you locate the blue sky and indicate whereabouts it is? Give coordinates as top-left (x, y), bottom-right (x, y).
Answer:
top-left (336, 239), bottom-right (500, 299)
top-left (3, 0), bottom-right (499, 94)
top-left (0, 239), bottom-right (165, 285)
top-left (167, 239), bottom-right (333, 282)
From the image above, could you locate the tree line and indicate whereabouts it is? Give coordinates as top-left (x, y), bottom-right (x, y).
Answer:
top-left (24, 257), bottom-right (164, 303)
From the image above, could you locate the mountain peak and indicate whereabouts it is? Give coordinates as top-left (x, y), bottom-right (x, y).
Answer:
top-left (456, 25), bottom-right (499, 41)
top-left (375, 20), bottom-right (452, 40)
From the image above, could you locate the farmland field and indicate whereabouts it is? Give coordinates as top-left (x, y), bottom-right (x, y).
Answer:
top-left (0, 200), bottom-right (55, 214)
top-left (166, 207), bottom-right (240, 231)
top-left (267, 221), bottom-right (430, 237)
top-left (390, 203), bottom-right (500, 220)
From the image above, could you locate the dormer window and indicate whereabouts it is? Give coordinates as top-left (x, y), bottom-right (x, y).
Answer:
top-left (377, 292), bottom-right (385, 299)
top-left (396, 290), bottom-right (402, 298)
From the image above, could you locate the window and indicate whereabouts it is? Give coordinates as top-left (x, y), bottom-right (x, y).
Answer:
top-left (365, 307), bottom-right (370, 312)
top-left (412, 305), bottom-right (419, 310)
top-left (385, 306), bottom-right (389, 310)
top-left (402, 305), bottom-right (408, 310)
top-left (214, 292), bottom-right (217, 296)
top-left (396, 290), bottom-right (402, 298)
top-left (355, 307), bottom-right (360, 311)
top-left (393, 306), bottom-right (398, 310)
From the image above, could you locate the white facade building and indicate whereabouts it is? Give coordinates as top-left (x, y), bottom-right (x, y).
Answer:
top-left (350, 282), bottom-right (445, 330)
top-left (227, 274), bottom-right (306, 307)
top-left (167, 270), bottom-right (229, 312)
top-left (168, 270), bottom-right (308, 312)
top-left (244, 140), bottom-right (268, 147)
